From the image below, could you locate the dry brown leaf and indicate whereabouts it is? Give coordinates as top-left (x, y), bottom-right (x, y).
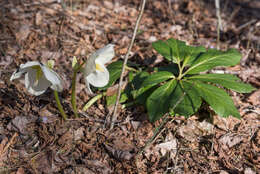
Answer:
top-left (177, 119), bottom-right (214, 142)
top-left (103, 143), bottom-right (133, 161)
top-left (213, 115), bottom-right (241, 131)
top-left (7, 116), bottom-right (37, 134)
top-left (248, 89), bottom-right (260, 106)
top-left (15, 25), bottom-right (31, 43)
top-left (219, 133), bottom-right (244, 150)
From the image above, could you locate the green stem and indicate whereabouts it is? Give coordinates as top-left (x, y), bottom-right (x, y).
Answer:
top-left (125, 65), bottom-right (139, 72)
top-left (83, 93), bottom-right (104, 111)
top-left (71, 62), bottom-right (85, 118)
top-left (177, 60), bottom-right (183, 80)
top-left (71, 69), bottom-right (79, 118)
top-left (54, 90), bottom-right (67, 120)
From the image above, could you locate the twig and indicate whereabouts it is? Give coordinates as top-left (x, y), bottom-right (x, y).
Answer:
top-left (215, 0), bottom-right (222, 49)
top-left (110, 0), bottom-right (146, 129)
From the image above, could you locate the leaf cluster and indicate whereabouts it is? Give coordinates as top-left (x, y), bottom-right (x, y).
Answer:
top-left (104, 38), bottom-right (255, 122)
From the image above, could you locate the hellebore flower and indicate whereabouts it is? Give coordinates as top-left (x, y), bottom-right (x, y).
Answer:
top-left (84, 44), bottom-right (115, 94)
top-left (10, 61), bottom-right (63, 96)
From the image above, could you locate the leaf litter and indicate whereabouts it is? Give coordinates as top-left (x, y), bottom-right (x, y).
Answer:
top-left (0, 0), bottom-right (259, 173)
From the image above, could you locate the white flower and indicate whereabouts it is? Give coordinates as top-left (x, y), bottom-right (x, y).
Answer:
top-left (84, 44), bottom-right (115, 94)
top-left (10, 61), bottom-right (63, 96)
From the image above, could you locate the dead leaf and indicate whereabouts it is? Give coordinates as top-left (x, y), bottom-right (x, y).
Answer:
top-left (248, 89), bottom-right (260, 106)
top-left (30, 151), bottom-right (53, 173)
top-left (15, 25), bottom-right (31, 43)
top-left (219, 133), bottom-right (244, 150)
top-left (213, 115), bottom-right (241, 131)
top-left (156, 139), bottom-right (178, 158)
top-left (7, 116), bottom-right (37, 134)
top-left (177, 120), bottom-right (214, 142)
top-left (103, 143), bottom-right (134, 161)
top-left (74, 127), bottom-right (84, 141)
top-left (84, 160), bottom-right (112, 174)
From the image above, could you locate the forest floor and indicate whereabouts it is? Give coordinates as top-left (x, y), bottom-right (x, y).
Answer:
top-left (0, 0), bottom-right (259, 173)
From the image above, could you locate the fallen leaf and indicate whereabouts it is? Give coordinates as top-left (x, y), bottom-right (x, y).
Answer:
top-left (219, 133), bottom-right (243, 150)
top-left (103, 143), bottom-right (134, 161)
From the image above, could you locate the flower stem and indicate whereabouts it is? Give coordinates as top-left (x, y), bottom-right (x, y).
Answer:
top-left (71, 69), bottom-right (79, 118)
top-left (54, 90), bottom-right (67, 120)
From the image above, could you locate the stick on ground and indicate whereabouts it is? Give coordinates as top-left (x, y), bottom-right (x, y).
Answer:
top-left (109, 0), bottom-right (147, 129)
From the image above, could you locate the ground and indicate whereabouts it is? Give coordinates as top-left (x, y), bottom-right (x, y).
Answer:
top-left (0, 0), bottom-right (259, 173)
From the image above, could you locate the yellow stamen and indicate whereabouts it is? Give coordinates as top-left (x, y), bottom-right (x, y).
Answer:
top-left (96, 63), bottom-right (104, 72)
top-left (31, 65), bottom-right (43, 86)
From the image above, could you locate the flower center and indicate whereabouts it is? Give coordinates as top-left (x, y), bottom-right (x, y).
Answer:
top-left (31, 65), bottom-right (43, 86)
top-left (95, 63), bottom-right (104, 72)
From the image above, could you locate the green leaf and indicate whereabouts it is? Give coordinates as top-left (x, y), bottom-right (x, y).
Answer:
top-left (182, 46), bottom-right (206, 66)
top-left (186, 49), bottom-right (241, 74)
top-left (152, 40), bottom-right (172, 61)
top-left (147, 80), bottom-right (176, 122)
top-left (152, 38), bottom-right (206, 64)
top-left (169, 81), bottom-right (202, 117)
top-left (100, 61), bottom-right (123, 90)
top-left (166, 39), bottom-right (187, 62)
top-left (128, 71), bottom-right (155, 105)
top-left (142, 71), bottom-right (174, 87)
top-left (193, 81), bottom-right (240, 118)
top-left (187, 74), bottom-right (256, 93)
top-left (106, 93), bottom-right (128, 106)
top-left (157, 63), bottom-right (179, 75)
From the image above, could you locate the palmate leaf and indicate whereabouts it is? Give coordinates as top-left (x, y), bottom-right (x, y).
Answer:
top-left (169, 81), bottom-right (202, 117)
top-left (157, 63), bottom-right (179, 75)
top-left (152, 38), bottom-right (206, 63)
top-left (186, 49), bottom-right (241, 74)
top-left (142, 71), bottom-right (175, 87)
top-left (128, 71), bottom-right (156, 105)
top-left (166, 39), bottom-right (206, 66)
top-left (193, 81), bottom-right (241, 118)
top-left (187, 74), bottom-right (255, 93)
top-left (146, 80), bottom-right (202, 122)
top-left (147, 80), bottom-right (176, 122)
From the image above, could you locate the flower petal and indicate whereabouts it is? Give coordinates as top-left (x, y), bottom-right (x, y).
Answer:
top-left (25, 68), bottom-right (51, 96)
top-left (20, 61), bottom-right (41, 69)
top-left (10, 61), bottom-right (41, 81)
top-left (84, 79), bottom-right (94, 95)
top-left (86, 62), bottom-right (109, 87)
top-left (41, 65), bottom-right (63, 92)
top-left (10, 69), bottom-right (25, 81)
top-left (95, 44), bottom-right (115, 64)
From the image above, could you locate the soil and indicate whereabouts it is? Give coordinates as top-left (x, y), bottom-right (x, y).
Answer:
top-left (0, 0), bottom-right (259, 173)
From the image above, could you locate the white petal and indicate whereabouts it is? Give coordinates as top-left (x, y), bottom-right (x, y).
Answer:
top-left (10, 61), bottom-right (41, 81)
top-left (25, 69), bottom-right (51, 96)
top-left (95, 44), bottom-right (115, 64)
top-left (86, 63), bottom-right (109, 87)
top-left (84, 79), bottom-right (94, 95)
top-left (10, 69), bottom-right (24, 81)
top-left (20, 61), bottom-right (41, 69)
top-left (41, 65), bottom-right (63, 92)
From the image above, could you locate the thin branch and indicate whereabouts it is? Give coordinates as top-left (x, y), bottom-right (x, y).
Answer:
top-left (215, 0), bottom-right (222, 49)
top-left (110, 0), bottom-right (146, 129)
